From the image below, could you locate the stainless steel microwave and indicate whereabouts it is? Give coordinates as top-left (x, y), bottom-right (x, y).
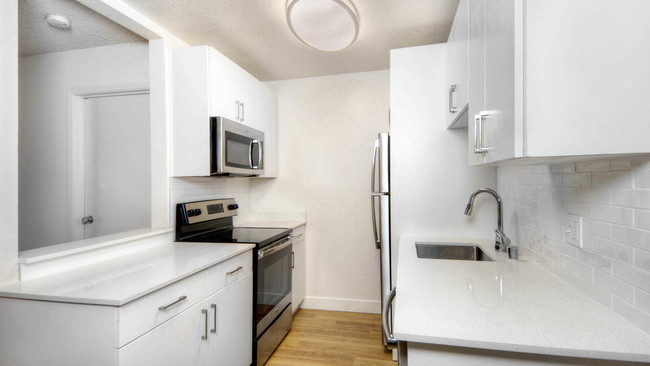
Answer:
top-left (210, 116), bottom-right (264, 176)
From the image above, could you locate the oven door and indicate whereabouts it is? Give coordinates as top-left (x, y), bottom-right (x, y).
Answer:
top-left (211, 116), bottom-right (264, 176)
top-left (256, 237), bottom-right (292, 336)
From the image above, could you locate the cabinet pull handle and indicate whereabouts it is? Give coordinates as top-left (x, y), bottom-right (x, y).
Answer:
top-left (241, 102), bottom-right (245, 121)
top-left (236, 101), bottom-right (240, 121)
top-left (292, 251), bottom-right (295, 269)
top-left (211, 304), bottom-right (217, 333)
top-left (202, 309), bottom-right (208, 340)
top-left (158, 295), bottom-right (187, 311)
top-left (226, 266), bottom-right (243, 275)
top-left (449, 84), bottom-right (458, 113)
top-left (473, 112), bottom-right (490, 154)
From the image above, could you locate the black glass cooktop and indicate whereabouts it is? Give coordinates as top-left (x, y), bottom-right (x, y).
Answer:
top-left (186, 227), bottom-right (290, 248)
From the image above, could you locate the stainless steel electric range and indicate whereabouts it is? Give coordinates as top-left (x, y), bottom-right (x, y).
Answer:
top-left (176, 198), bottom-right (293, 366)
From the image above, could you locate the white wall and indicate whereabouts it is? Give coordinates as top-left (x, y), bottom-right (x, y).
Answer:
top-left (250, 70), bottom-right (390, 313)
top-left (19, 42), bottom-right (149, 251)
top-left (499, 157), bottom-right (650, 334)
top-left (390, 44), bottom-right (497, 248)
top-left (0, 0), bottom-right (19, 284)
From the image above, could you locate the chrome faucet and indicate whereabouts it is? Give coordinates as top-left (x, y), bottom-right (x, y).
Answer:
top-left (464, 188), bottom-right (512, 253)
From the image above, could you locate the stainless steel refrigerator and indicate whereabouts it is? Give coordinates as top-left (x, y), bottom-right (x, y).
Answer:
top-left (371, 132), bottom-right (394, 348)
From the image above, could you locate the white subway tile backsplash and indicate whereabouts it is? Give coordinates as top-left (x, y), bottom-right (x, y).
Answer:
top-left (635, 210), bottom-right (650, 231)
top-left (551, 163), bottom-right (575, 174)
top-left (576, 250), bottom-right (611, 273)
top-left (636, 289), bottom-right (650, 315)
top-left (498, 156), bottom-right (650, 334)
top-left (612, 297), bottom-right (650, 335)
top-left (612, 189), bottom-right (650, 210)
top-left (592, 204), bottom-right (634, 226)
top-left (562, 173), bottom-right (592, 187)
top-left (575, 188), bottom-right (612, 205)
top-left (574, 276), bottom-right (612, 309)
top-left (592, 171), bottom-right (634, 188)
top-left (592, 238), bottom-right (633, 265)
top-left (576, 160), bottom-right (611, 173)
top-left (594, 271), bottom-right (634, 303)
top-left (635, 249), bottom-right (650, 272)
top-left (612, 262), bottom-right (650, 293)
top-left (564, 257), bottom-right (594, 281)
top-left (611, 225), bottom-right (650, 251)
top-left (583, 219), bottom-right (611, 239)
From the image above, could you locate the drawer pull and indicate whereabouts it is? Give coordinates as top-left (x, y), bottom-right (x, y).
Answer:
top-left (226, 266), bottom-right (243, 276)
top-left (294, 233), bottom-right (304, 239)
top-left (211, 304), bottom-right (217, 333)
top-left (158, 295), bottom-right (187, 311)
top-left (202, 309), bottom-right (208, 340)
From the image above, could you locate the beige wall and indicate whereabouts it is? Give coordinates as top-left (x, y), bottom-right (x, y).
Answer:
top-left (251, 70), bottom-right (390, 313)
top-left (0, 0), bottom-right (19, 284)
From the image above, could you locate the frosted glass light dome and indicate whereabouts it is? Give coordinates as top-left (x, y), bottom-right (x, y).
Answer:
top-left (286, 0), bottom-right (359, 52)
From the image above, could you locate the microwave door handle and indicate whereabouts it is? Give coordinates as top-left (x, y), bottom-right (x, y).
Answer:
top-left (248, 140), bottom-right (253, 169)
top-left (257, 140), bottom-right (262, 169)
top-left (251, 140), bottom-right (261, 169)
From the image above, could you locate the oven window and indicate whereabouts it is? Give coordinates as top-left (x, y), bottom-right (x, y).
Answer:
top-left (225, 131), bottom-right (252, 169)
top-left (257, 243), bottom-right (292, 324)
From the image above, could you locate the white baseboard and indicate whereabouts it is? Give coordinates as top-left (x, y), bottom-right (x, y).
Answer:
top-left (300, 296), bottom-right (380, 314)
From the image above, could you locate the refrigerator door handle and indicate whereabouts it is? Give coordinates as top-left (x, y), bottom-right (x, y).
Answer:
top-left (371, 193), bottom-right (382, 249)
top-left (382, 288), bottom-right (397, 346)
top-left (371, 139), bottom-right (379, 193)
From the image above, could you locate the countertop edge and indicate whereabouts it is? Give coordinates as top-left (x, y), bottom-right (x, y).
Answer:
top-left (393, 332), bottom-right (650, 363)
top-left (0, 244), bottom-right (256, 307)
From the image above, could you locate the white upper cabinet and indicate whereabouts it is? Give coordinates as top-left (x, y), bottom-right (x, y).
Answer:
top-left (465, 0), bottom-right (650, 165)
top-left (171, 45), bottom-right (276, 177)
top-left (446, 0), bottom-right (469, 128)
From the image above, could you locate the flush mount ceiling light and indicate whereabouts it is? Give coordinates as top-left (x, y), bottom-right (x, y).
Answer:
top-left (286, 0), bottom-right (359, 52)
top-left (45, 14), bottom-right (71, 29)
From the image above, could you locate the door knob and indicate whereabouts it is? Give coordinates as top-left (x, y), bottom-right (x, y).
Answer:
top-left (81, 215), bottom-right (94, 224)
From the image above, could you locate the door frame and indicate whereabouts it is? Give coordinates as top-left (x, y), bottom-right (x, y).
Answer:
top-left (67, 84), bottom-right (150, 242)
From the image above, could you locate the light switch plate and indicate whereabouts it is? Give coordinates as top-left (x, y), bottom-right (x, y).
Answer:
top-left (565, 214), bottom-right (583, 248)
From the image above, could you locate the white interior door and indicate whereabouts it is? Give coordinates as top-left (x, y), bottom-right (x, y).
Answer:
top-left (82, 92), bottom-right (150, 239)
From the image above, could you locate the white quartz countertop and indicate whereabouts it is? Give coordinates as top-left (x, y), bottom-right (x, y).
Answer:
top-left (393, 236), bottom-right (650, 363)
top-left (0, 242), bottom-right (255, 306)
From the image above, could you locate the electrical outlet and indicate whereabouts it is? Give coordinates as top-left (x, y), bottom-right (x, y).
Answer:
top-left (565, 214), bottom-right (583, 248)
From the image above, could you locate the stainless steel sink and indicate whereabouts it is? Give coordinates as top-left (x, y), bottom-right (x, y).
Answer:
top-left (415, 242), bottom-right (494, 261)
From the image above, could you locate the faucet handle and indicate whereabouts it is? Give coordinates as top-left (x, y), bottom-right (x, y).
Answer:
top-left (494, 229), bottom-right (511, 252)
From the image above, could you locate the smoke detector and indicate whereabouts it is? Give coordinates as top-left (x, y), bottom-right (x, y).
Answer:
top-left (45, 14), bottom-right (71, 29)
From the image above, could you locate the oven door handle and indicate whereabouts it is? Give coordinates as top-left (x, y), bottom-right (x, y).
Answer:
top-left (258, 239), bottom-right (293, 259)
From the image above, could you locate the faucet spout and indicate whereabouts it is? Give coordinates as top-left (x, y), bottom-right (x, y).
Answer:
top-left (464, 188), bottom-right (510, 252)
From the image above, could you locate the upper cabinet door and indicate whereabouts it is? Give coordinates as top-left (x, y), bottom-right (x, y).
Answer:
top-left (467, 0), bottom-right (486, 166)
top-left (209, 49), bottom-right (241, 123)
top-left (446, 0), bottom-right (469, 128)
top-left (483, 0), bottom-right (517, 163)
top-left (235, 68), bottom-right (259, 129)
top-left (255, 82), bottom-right (278, 178)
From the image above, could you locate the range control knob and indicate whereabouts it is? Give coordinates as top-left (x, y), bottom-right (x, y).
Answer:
top-left (187, 209), bottom-right (197, 217)
top-left (195, 208), bottom-right (202, 215)
top-left (228, 204), bottom-right (239, 210)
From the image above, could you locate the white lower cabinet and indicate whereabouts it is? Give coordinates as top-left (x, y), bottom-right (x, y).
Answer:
top-left (0, 250), bottom-right (253, 366)
top-left (119, 300), bottom-right (208, 366)
top-left (291, 225), bottom-right (306, 313)
top-left (206, 272), bottom-right (253, 366)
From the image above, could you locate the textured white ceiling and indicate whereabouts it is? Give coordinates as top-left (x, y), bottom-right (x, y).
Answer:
top-left (19, 0), bottom-right (146, 57)
top-left (122, 0), bottom-right (459, 81)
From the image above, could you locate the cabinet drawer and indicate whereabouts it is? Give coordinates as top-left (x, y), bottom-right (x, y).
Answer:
top-left (292, 225), bottom-right (305, 242)
top-left (206, 250), bottom-right (252, 296)
top-left (118, 271), bottom-right (206, 347)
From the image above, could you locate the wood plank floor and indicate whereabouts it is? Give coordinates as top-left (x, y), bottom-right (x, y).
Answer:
top-left (265, 309), bottom-right (396, 366)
